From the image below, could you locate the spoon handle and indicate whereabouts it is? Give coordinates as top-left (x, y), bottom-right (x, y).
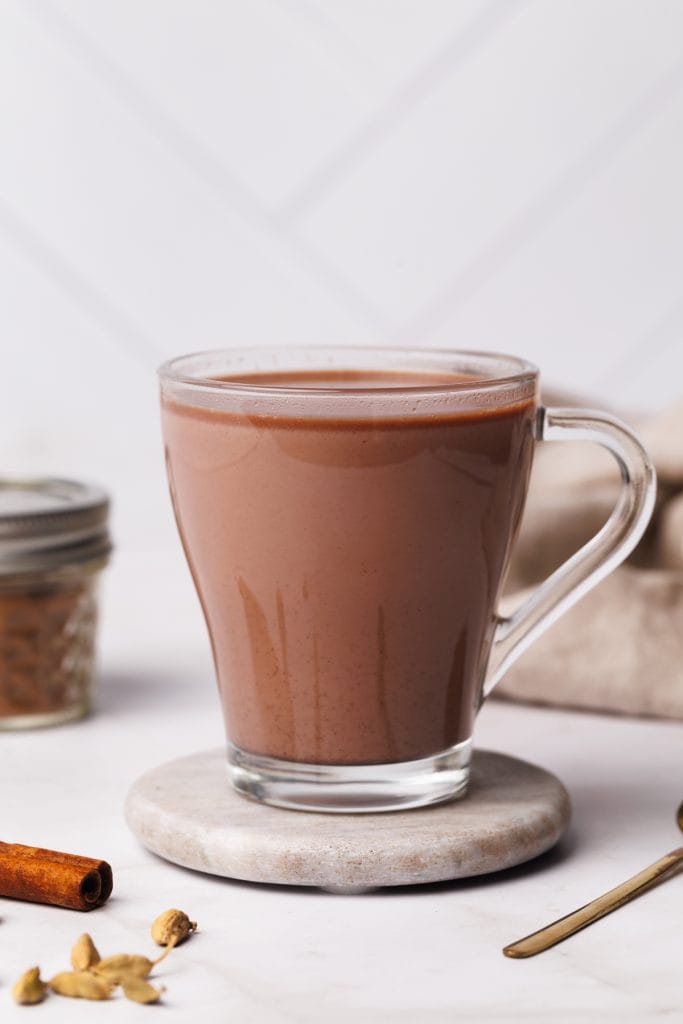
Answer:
top-left (503, 846), bottom-right (683, 959)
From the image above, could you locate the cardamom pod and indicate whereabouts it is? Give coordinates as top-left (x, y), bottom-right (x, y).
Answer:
top-left (70, 932), bottom-right (101, 970)
top-left (151, 908), bottom-right (197, 947)
top-left (122, 975), bottom-right (165, 1004)
top-left (49, 971), bottom-right (113, 1000)
top-left (92, 953), bottom-right (154, 983)
top-left (12, 966), bottom-right (48, 1005)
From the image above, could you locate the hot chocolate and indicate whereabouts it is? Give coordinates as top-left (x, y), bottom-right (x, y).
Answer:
top-left (162, 369), bottom-right (536, 765)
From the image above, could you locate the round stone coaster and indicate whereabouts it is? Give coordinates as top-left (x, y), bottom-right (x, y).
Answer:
top-left (125, 749), bottom-right (570, 889)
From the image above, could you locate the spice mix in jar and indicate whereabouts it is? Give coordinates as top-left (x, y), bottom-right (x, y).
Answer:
top-left (0, 478), bottom-right (111, 728)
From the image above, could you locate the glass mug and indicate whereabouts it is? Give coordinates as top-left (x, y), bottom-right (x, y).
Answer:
top-left (159, 348), bottom-right (655, 813)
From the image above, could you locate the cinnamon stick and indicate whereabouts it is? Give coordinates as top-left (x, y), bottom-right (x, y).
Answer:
top-left (0, 842), bottom-right (112, 910)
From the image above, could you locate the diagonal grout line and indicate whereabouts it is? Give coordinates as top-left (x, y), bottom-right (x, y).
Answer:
top-left (277, 0), bottom-right (529, 225)
top-left (26, 0), bottom-right (392, 335)
top-left (595, 295), bottom-right (683, 389)
top-left (395, 54), bottom-right (683, 344)
top-left (0, 196), bottom-right (164, 369)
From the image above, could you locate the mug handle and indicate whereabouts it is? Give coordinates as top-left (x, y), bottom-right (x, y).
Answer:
top-left (483, 406), bottom-right (657, 699)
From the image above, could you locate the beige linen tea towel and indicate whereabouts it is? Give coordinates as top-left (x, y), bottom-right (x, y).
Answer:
top-left (497, 397), bottom-right (683, 719)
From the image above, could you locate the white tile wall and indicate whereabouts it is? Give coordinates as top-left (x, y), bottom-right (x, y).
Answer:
top-left (1, 0), bottom-right (682, 565)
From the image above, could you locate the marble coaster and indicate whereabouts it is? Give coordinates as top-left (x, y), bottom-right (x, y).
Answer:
top-left (125, 749), bottom-right (570, 889)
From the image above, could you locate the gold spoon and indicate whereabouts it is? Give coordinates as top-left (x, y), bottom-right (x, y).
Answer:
top-left (503, 801), bottom-right (683, 958)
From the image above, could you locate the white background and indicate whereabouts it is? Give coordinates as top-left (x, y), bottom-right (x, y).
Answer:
top-left (2, 0), bottom-right (683, 566)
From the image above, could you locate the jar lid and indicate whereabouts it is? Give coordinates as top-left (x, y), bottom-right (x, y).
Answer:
top-left (0, 478), bottom-right (112, 575)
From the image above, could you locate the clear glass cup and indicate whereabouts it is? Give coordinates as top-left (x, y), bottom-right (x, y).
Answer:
top-left (159, 348), bottom-right (655, 812)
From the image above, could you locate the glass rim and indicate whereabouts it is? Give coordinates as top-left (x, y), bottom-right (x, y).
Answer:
top-left (158, 346), bottom-right (539, 399)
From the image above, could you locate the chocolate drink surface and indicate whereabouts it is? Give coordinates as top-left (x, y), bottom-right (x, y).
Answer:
top-left (162, 370), bottom-right (536, 765)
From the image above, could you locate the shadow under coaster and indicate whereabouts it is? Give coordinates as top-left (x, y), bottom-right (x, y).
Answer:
top-left (125, 749), bottom-right (570, 890)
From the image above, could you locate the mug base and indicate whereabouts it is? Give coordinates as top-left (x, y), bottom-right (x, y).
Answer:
top-left (226, 740), bottom-right (471, 813)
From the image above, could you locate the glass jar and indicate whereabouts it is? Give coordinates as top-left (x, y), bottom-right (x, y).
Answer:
top-left (0, 478), bottom-right (111, 728)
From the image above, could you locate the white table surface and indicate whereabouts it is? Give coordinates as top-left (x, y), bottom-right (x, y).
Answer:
top-left (2, 547), bottom-right (682, 1023)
